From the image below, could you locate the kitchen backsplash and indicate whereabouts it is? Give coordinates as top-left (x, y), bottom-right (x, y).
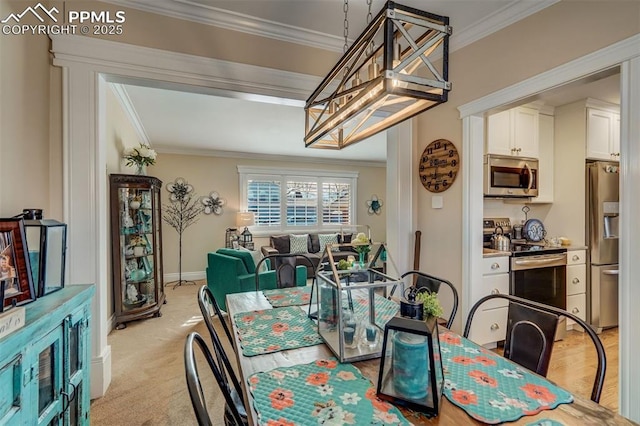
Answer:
top-left (484, 200), bottom-right (555, 234)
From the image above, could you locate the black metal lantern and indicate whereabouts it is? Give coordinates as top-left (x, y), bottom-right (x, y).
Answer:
top-left (24, 219), bottom-right (67, 297)
top-left (377, 316), bottom-right (444, 417)
top-left (236, 212), bottom-right (255, 250)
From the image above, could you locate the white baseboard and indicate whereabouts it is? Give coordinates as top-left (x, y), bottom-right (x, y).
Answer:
top-left (90, 345), bottom-right (112, 399)
top-left (164, 270), bottom-right (206, 283)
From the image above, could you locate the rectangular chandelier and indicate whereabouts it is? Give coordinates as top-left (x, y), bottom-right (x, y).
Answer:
top-left (305, 1), bottom-right (451, 149)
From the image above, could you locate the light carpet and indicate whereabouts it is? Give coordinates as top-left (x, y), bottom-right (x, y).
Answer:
top-left (90, 281), bottom-right (231, 425)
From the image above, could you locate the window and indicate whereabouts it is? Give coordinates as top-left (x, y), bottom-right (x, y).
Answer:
top-left (239, 166), bottom-right (358, 234)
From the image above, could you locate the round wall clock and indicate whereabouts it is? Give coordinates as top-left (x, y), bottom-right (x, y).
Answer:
top-left (419, 139), bottom-right (460, 193)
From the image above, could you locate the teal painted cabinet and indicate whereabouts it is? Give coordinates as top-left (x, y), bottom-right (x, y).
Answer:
top-left (0, 285), bottom-right (94, 425)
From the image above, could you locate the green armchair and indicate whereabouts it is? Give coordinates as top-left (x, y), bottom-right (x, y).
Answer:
top-left (206, 248), bottom-right (277, 311)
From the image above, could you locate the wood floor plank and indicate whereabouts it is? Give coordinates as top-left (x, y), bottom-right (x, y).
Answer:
top-left (494, 327), bottom-right (619, 412)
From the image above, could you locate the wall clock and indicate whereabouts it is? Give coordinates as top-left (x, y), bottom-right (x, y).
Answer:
top-left (419, 139), bottom-right (460, 193)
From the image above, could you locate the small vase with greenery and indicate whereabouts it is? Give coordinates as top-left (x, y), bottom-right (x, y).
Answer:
top-left (415, 290), bottom-right (444, 320)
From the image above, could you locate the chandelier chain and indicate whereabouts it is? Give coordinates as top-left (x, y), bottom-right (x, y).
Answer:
top-left (366, 0), bottom-right (374, 55)
top-left (343, 0), bottom-right (349, 52)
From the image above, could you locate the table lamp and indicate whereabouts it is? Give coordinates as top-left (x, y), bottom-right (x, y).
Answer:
top-left (236, 212), bottom-right (255, 250)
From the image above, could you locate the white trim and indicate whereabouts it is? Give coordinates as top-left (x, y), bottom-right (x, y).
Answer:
top-left (618, 56), bottom-right (640, 421)
top-left (51, 35), bottom-right (320, 102)
top-left (458, 35), bottom-right (640, 420)
top-left (109, 83), bottom-right (150, 145)
top-left (584, 98), bottom-right (620, 113)
top-left (237, 165), bottom-right (359, 179)
top-left (91, 341), bottom-right (112, 399)
top-left (458, 34), bottom-right (640, 118)
top-left (156, 146), bottom-right (385, 168)
top-left (451, 0), bottom-right (559, 53)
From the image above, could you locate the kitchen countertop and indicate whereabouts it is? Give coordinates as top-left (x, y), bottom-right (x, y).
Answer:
top-left (483, 247), bottom-right (511, 258)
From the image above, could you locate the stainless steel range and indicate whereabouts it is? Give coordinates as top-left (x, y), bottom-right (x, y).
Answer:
top-left (484, 217), bottom-right (568, 339)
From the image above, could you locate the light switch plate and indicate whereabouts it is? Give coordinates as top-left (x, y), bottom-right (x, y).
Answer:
top-left (432, 195), bottom-right (443, 209)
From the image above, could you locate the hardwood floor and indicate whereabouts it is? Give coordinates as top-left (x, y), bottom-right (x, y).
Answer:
top-left (494, 327), bottom-right (619, 411)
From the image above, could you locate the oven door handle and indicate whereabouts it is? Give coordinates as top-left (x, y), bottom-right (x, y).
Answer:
top-left (603, 270), bottom-right (619, 275)
top-left (513, 255), bottom-right (566, 267)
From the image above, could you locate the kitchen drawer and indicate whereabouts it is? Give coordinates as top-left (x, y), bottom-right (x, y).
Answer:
top-left (567, 264), bottom-right (586, 295)
top-left (476, 274), bottom-right (510, 310)
top-left (567, 250), bottom-right (586, 265)
top-left (566, 293), bottom-right (586, 328)
top-left (466, 306), bottom-right (508, 346)
top-left (482, 256), bottom-right (509, 275)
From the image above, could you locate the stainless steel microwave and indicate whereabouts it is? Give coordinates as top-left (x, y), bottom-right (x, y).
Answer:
top-left (484, 154), bottom-right (538, 198)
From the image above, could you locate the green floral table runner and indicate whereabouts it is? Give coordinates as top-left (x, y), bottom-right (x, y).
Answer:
top-left (263, 286), bottom-right (311, 307)
top-left (248, 358), bottom-right (411, 425)
top-left (440, 331), bottom-right (573, 424)
top-left (233, 306), bottom-right (323, 357)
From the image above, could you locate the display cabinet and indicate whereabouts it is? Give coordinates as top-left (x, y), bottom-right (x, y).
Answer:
top-left (0, 285), bottom-right (93, 425)
top-left (109, 174), bottom-right (165, 329)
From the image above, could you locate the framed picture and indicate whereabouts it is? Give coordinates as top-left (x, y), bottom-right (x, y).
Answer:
top-left (1, 218), bottom-right (36, 311)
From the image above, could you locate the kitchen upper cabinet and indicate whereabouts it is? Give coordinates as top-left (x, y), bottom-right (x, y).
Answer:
top-left (487, 106), bottom-right (539, 158)
top-left (586, 107), bottom-right (620, 161)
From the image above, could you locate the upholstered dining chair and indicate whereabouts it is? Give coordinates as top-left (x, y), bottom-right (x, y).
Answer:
top-left (255, 253), bottom-right (311, 291)
top-left (184, 332), bottom-right (248, 426)
top-left (463, 294), bottom-right (606, 403)
top-left (400, 271), bottom-right (459, 329)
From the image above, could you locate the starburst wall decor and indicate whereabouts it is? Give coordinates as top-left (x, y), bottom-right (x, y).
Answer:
top-left (366, 195), bottom-right (383, 215)
top-left (201, 191), bottom-right (226, 215)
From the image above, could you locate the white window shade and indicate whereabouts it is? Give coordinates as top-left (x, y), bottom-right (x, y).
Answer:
top-left (286, 181), bottom-right (318, 226)
top-left (322, 182), bottom-right (351, 225)
top-left (247, 179), bottom-right (281, 227)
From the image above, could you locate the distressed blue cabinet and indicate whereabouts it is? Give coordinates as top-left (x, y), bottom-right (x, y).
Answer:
top-left (0, 285), bottom-right (93, 425)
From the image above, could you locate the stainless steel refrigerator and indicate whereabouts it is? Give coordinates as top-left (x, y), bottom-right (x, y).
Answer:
top-left (586, 161), bottom-right (619, 333)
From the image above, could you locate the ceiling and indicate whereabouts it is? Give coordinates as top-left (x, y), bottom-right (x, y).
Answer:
top-left (108, 0), bottom-right (620, 162)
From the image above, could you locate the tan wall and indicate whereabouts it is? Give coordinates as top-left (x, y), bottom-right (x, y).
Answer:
top-left (104, 85), bottom-right (146, 316)
top-left (149, 154), bottom-right (386, 275)
top-left (415, 1), bottom-right (639, 320)
top-left (0, 1), bottom-right (53, 217)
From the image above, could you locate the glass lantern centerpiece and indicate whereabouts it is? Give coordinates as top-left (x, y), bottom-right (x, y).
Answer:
top-left (314, 241), bottom-right (401, 363)
top-left (376, 315), bottom-right (445, 417)
top-left (24, 218), bottom-right (67, 297)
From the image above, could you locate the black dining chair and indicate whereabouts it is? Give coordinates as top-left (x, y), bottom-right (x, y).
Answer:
top-left (400, 271), bottom-right (459, 329)
top-left (198, 285), bottom-right (234, 350)
top-left (255, 253), bottom-right (314, 291)
top-left (184, 332), bottom-right (248, 426)
top-left (463, 294), bottom-right (606, 403)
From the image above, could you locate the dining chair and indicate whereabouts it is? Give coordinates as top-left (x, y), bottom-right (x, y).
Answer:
top-left (184, 332), bottom-right (248, 426)
top-left (463, 294), bottom-right (606, 403)
top-left (255, 253), bottom-right (312, 291)
top-left (400, 271), bottom-right (459, 329)
top-left (198, 285), bottom-right (234, 350)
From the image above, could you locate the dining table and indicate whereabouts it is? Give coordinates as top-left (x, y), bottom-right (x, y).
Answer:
top-left (226, 289), bottom-right (635, 426)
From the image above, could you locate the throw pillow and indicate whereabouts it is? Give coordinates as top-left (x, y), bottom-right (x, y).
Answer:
top-left (290, 234), bottom-right (309, 254)
top-left (318, 233), bottom-right (339, 253)
top-left (271, 234), bottom-right (290, 254)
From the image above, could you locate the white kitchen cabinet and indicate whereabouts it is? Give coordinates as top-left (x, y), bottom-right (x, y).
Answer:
top-left (566, 249), bottom-right (587, 329)
top-left (586, 107), bottom-right (620, 161)
top-left (529, 112), bottom-right (554, 203)
top-left (487, 106), bottom-right (539, 158)
top-left (470, 256), bottom-right (510, 346)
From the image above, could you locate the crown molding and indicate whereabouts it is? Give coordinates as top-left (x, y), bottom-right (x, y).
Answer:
top-left (155, 146), bottom-right (386, 168)
top-left (103, 0), bottom-right (557, 54)
top-left (109, 83), bottom-right (151, 145)
top-left (103, 0), bottom-right (346, 52)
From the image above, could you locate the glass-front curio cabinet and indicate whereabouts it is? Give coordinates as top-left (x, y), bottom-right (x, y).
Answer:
top-left (109, 174), bottom-right (165, 329)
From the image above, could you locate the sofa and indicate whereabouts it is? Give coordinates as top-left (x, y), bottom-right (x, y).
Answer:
top-left (206, 248), bottom-right (306, 311)
top-left (261, 233), bottom-right (357, 278)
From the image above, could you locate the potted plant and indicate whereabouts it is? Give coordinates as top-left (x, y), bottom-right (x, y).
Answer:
top-left (415, 290), bottom-right (444, 320)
